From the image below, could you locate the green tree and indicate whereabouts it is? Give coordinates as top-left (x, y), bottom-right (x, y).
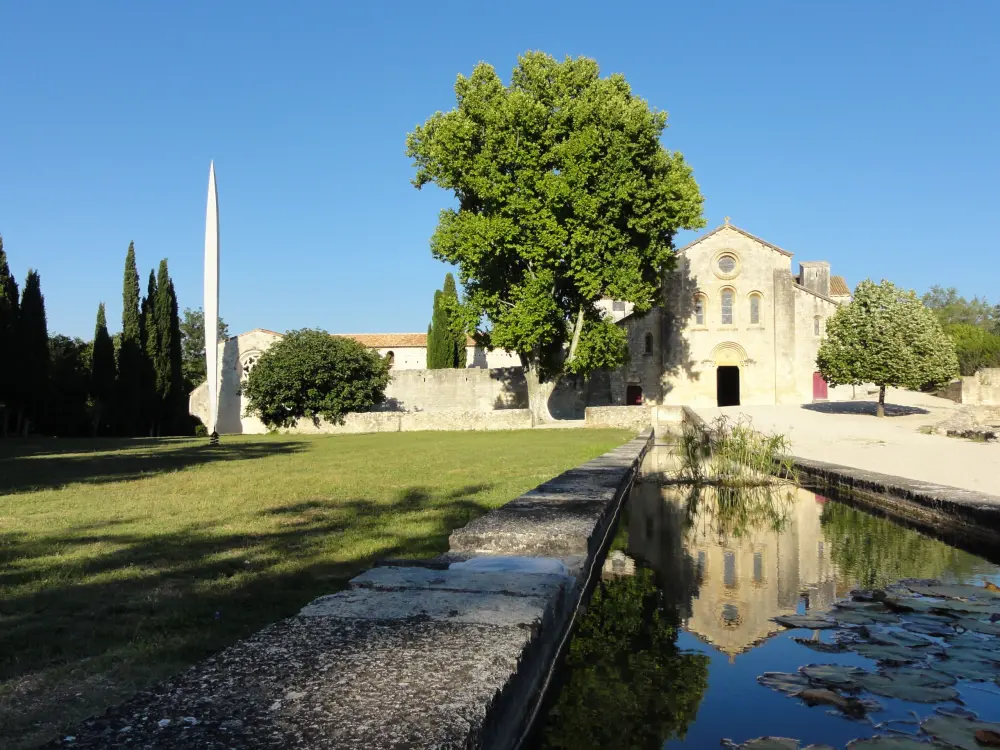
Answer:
top-left (943, 322), bottom-right (1000, 376)
top-left (0, 237), bottom-right (19, 436)
top-left (141, 268), bottom-right (158, 434)
top-left (241, 329), bottom-right (390, 429)
top-left (406, 52), bottom-right (704, 422)
top-left (46, 335), bottom-right (91, 437)
top-left (180, 307), bottom-right (229, 389)
top-left (922, 285), bottom-right (998, 330)
top-left (18, 270), bottom-right (49, 433)
top-left (90, 303), bottom-right (116, 436)
top-left (166, 278), bottom-right (185, 432)
top-left (817, 279), bottom-right (959, 417)
top-left (441, 273), bottom-right (467, 367)
top-left (426, 289), bottom-right (452, 369)
top-left (117, 242), bottom-right (143, 435)
top-left (151, 260), bottom-right (175, 434)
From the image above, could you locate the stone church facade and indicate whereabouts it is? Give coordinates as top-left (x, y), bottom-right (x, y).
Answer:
top-left (614, 220), bottom-right (851, 408)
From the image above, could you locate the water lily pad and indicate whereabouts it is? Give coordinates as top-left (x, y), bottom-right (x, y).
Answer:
top-left (847, 738), bottom-right (946, 749)
top-left (835, 610), bottom-right (901, 626)
top-left (902, 616), bottom-right (957, 637)
top-left (921, 715), bottom-right (1000, 750)
top-left (800, 663), bottom-right (867, 687)
top-left (793, 637), bottom-right (846, 653)
top-left (881, 666), bottom-right (956, 687)
top-left (774, 615), bottom-right (837, 629)
top-left (932, 656), bottom-right (999, 682)
top-left (936, 706), bottom-right (978, 720)
top-left (741, 739), bottom-right (801, 750)
top-left (905, 581), bottom-right (1000, 601)
top-left (857, 672), bottom-right (959, 702)
top-left (850, 642), bottom-right (923, 664)
top-left (954, 617), bottom-right (1000, 636)
top-left (835, 600), bottom-right (894, 613)
top-left (870, 630), bottom-right (936, 648)
top-left (758, 672), bottom-right (811, 694)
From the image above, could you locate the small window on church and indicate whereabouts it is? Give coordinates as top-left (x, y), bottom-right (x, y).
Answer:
top-left (750, 294), bottom-right (761, 325)
top-left (814, 316), bottom-right (822, 336)
top-left (721, 289), bottom-right (734, 325)
top-left (385, 351), bottom-right (395, 369)
top-left (644, 333), bottom-right (653, 354)
top-left (694, 295), bottom-right (705, 326)
top-left (612, 300), bottom-right (625, 312)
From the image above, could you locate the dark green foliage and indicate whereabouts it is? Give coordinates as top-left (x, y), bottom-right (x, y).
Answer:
top-left (180, 307), bottom-right (229, 389)
top-left (117, 242), bottom-right (143, 434)
top-left (90, 303), bottom-right (116, 436)
top-left (407, 52), bottom-right (704, 398)
top-left (0, 237), bottom-right (18, 435)
top-left (141, 268), bottom-right (158, 434)
top-left (427, 289), bottom-right (452, 369)
top-left (944, 323), bottom-right (1000, 376)
top-left (166, 279), bottom-right (185, 431)
top-left (18, 270), bottom-right (49, 432)
top-left (241, 329), bottom-right (391, 428)
top-left (536, 567), bottom-right (709, 749)
top-left (442, 273), bottom-right (467, 367)
top-left (45, 335), bottom-right (91, 437)
top-left (152, 260), bottom-right (174, 431)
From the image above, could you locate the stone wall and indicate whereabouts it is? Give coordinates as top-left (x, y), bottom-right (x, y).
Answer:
top-left (954, 369), bottom-right (1000, 405)
top-left (282, 409), bottom-right (533, 435)
top-left (584, 405), bottom-right (651, 430)
top-left (381, 367), bottom-right (528, 413)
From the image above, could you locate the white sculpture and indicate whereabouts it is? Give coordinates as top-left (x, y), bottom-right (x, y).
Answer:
top-left (204, 161), bottom-right (220, 441)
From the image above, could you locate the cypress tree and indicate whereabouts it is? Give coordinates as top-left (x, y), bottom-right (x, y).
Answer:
top-left (154, 260), bottom-right (174, 434)
top-left (90, 303), bottom-right (116, 436)
top-left (0, 237), bottom-right (19, 436)
top-left (141, 269), bottom-right (158, 434)
top-left (428, 289), bottom-right (450, 369)
top-left (18, 270), bottom-right (49, 434)
top-left (166, 278), bottom-right (185, 432)
top-left (117, 242), bottom-right (143, 435)
top-left (442, 273), bottom-right (466, 367)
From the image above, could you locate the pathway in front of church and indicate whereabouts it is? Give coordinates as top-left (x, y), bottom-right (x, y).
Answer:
top-left (694, 388), bottom-right (1000, 496)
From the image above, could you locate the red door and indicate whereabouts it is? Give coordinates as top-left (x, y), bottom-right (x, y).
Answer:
top-left (812, 372), bottom-right (828, 401)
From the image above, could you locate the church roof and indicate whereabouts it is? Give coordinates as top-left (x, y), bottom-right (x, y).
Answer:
top-left (677, 221), bottom-right (794, 258)
top-left (830, 275), bottom-right (851, 297)
top-left (340, 333), bottom-right (477, 348)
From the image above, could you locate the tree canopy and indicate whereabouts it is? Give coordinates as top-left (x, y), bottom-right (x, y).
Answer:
top-left (407, 52), bottom-right (704, 418)
top-left (180, 307), bottom-right (229, 389)
top-left (921, 285), bottom-right (1000, 376)
top-left (241, 329), bottom-right (391, 429)
top-left (817, 279), bottom-right (959, 416)
top-left (90, 303), bottom-right (116, 435)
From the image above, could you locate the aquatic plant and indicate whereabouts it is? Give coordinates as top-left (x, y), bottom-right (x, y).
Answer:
top-left (678, 415), bottom-right (795, 486)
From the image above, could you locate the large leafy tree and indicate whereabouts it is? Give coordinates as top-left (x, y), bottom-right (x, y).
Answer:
top-left (117, 242), bottom-right (143, 435)
top-left (18, 270), bottom-right (49, 433)
top-left (90, 303), bottom-right (116, 435)
top-left (921, 285), bottom-right (998, 330)
top-left (0, 237), bottom-right (19, 436)
top-left (241, 329), bottom-right (391, 429)
top-left (180, 307), bottom-right (229, 389)
top-left (817, 280), bottom-right (959, 417)
top-left (407, 52), bottom-right (704, 422)
top-left (943, 322), bottom-right (1000, 376)
top-left (46, 335), bottom-right (91, 437)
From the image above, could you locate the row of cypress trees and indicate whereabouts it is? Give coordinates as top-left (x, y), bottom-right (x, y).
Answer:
top-left (0, 235), bottom-right (188, 437)
top-left (426, 273), bottom-right (467, 369)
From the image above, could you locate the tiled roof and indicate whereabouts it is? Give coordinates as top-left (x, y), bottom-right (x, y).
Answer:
top-left (830, 276), bottom-right (851, 297)
top-left (677, 222), bottom-right (794, 257)
top-left (339, 333), bottom-right (478, 348)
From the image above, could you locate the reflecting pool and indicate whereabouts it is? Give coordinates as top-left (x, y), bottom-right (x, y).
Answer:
top-left (531, 473), bottom-right (1000, 750)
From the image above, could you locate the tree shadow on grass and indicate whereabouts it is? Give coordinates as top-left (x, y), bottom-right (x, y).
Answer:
top-left (0, 482), bottom-right (495, 749)
top-left (0, 438), bottom-right (307, 495)
top-left (801, 401), bottom-right (930, 417)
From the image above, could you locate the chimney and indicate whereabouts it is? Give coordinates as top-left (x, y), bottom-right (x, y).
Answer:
top-left (798, 261), bottom-right (830, 297)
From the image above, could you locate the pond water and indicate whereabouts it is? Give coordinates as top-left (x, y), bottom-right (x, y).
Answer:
top-left (531, 469), bottom-right (1000, 750)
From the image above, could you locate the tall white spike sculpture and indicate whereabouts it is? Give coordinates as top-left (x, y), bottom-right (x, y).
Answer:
top-left (204, 161), bottom-right (220, 442)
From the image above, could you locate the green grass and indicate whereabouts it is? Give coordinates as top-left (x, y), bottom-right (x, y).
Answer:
top-left (0, 428), bottom-right (632, 748)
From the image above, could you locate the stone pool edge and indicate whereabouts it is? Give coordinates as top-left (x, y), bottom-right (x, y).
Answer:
top-left (791, 456), bottom-right (1000, 549)
top-left (50, 429), bottom-right (654, 750)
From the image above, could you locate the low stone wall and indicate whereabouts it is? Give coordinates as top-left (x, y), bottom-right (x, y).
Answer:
top-left (380, 367), bottom-right (528, 413)
top-left (936, 369), bottom-right (1000, 405)
top-left (283, 409), bottom-right (533, 435)
top-left (584, 405), bottom-right (650, 431)
top-left (55, 430), bottom-right (654, 749)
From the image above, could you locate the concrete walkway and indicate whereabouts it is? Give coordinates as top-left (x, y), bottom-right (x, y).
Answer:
top-left (694, 388), bottom-right (1000, 496)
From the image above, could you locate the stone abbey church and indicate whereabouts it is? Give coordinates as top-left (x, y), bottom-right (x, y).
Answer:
top-left (192, 221), bottom-right (851, 432)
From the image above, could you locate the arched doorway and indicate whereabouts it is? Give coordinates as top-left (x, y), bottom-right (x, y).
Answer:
top-left (626, 384), bottom-right (643, 405)
top-left (716, 366), bottom-right (740, 406)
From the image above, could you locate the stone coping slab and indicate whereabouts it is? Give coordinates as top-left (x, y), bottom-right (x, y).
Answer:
top-left (793, 455), bottom-right (1000, 547)
top-left (350, 565), bottom-right (574, 599)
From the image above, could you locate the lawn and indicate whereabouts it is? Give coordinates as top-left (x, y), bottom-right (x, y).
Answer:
top-left (0, 428), bottom-right (632, 748)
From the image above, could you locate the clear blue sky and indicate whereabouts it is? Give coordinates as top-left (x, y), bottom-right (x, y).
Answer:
top-left (1, 1), bottom-right (997, 340)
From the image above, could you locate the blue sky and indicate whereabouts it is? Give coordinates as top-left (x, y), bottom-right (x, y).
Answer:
top-left (1, 1), bottom-right (997, 339)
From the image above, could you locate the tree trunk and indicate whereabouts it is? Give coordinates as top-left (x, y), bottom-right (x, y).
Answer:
top-left (877, 385), bottom-right (886, 418)
top-left (524, 365), bottom-right (556, 427)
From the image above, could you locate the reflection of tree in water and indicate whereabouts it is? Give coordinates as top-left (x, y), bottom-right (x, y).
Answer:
top-left (684, 483), bottom-right (797, 543)
top-left (536, 567), bottom-right (709, 750)
top-left (820, 502), bottom-right (987, 589)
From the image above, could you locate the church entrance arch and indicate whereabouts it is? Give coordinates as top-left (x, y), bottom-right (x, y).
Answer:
top-left (716, 367), bottom-right (740, 406)
top-left (626, 384), bottom-right (643, 405)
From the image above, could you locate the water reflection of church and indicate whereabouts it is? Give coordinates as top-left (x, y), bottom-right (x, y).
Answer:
top-left (620, 481), bottom-right (844, 659)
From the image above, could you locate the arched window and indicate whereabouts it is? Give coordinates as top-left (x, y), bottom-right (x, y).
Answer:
top-left (814, 316), bottom-right (822, 336)
top-left (749, 293), bottom-right (761, 325)
top-left (721, 289), bottom-right (734, 325)
top-left (240, 352), bottom-right (260, 381)
top-left (644, 332), bottom-right (653, 354)
top-left (694, 295), bottom-right (706, 326)
top-left (385, 351), bottom-right (395, 369)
